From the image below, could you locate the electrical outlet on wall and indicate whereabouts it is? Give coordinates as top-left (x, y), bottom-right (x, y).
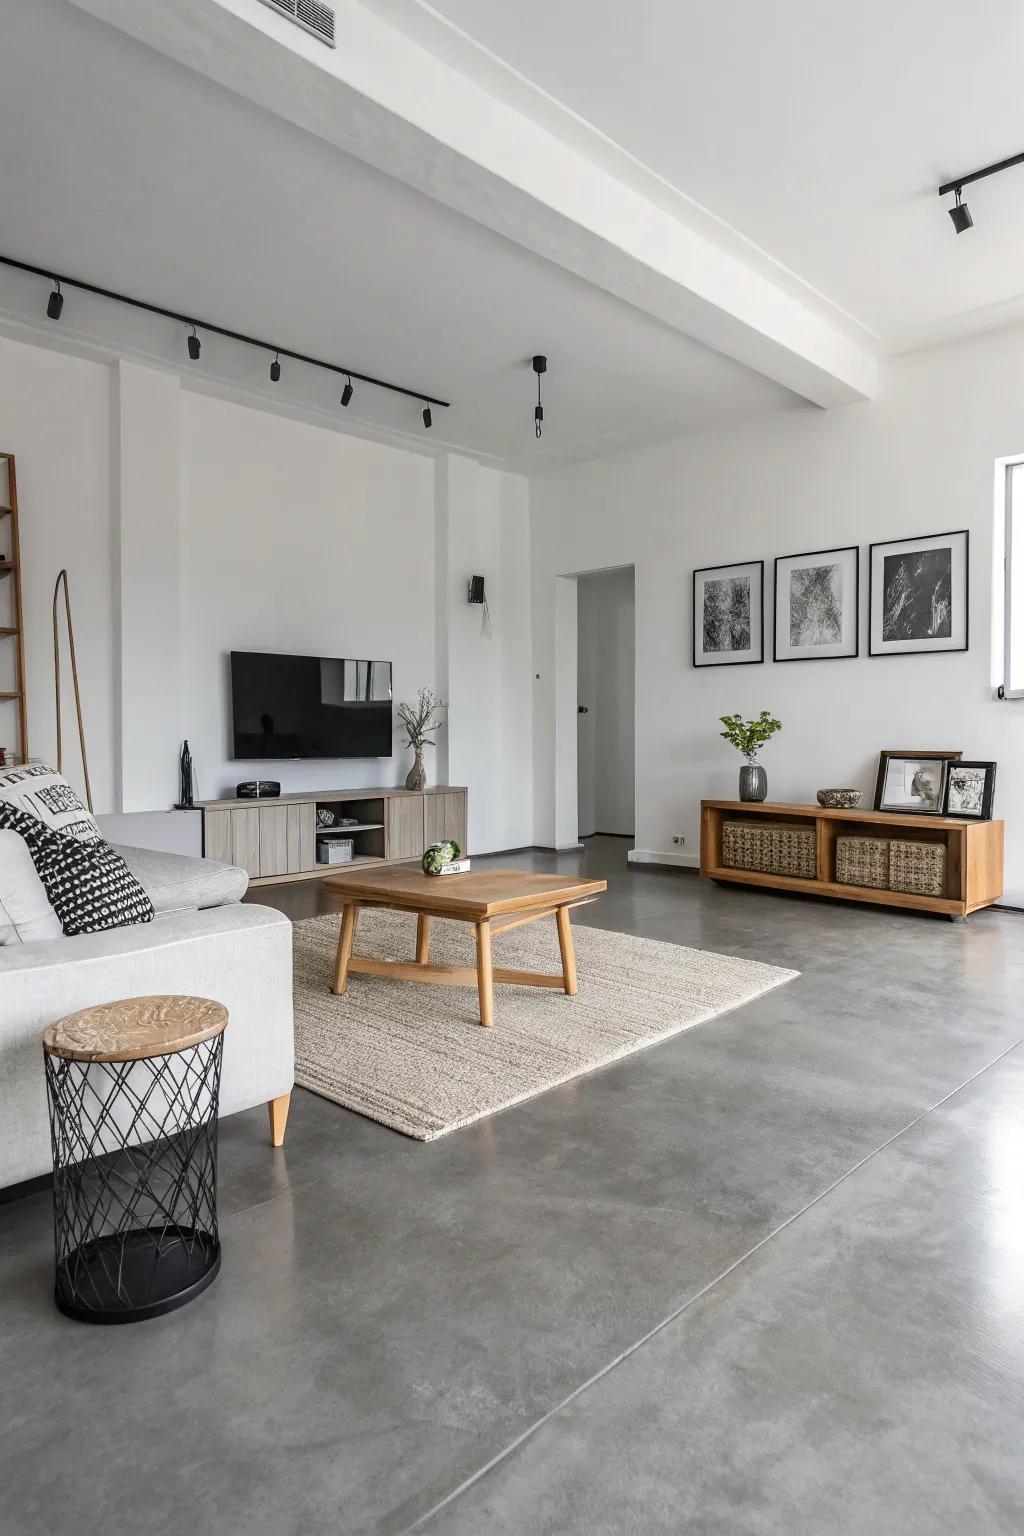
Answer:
top-left (672, 834), bottom-right (685, 845)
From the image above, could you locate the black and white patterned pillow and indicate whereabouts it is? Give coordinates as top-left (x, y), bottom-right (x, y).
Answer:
top-left (0, 804), bottom-right (154, 937)
top-left (0, 761), bottom-right (100, 843)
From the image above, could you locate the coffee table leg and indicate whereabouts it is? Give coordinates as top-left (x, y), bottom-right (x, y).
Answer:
top-left (416, 913), bottom-right (432, 965)
top-left (556, 905), bottom-right (578, 996)
top-left (333, 902), bottom-right (359, 994)
top-left (475, 920), bottom-right (494, 1027)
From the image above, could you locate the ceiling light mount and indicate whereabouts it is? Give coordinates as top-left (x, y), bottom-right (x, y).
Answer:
top-left (422, 405), bottom-right (432, 430)
top-left (532, 354), bottom-right (547, 440)
top-left (939, 147), bottom-right (1024, 231)
top-left (46, 280), bottom-right (63, 321)
top-left (340, 374), bottom-right (353, 408)
top-left (270, 351), bottom-right (281, 382)
top-left (187, 324), bottom-right (201, 361)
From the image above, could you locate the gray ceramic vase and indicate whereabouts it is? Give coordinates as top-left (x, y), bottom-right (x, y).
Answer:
top-left (739, 764), bottom-right (768, 802)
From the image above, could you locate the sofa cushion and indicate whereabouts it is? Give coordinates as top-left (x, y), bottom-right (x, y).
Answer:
top-left (0, 761), bottom-right (100, 843)
top-left (116, 844), bottom-right (249, 913)
top-left (0, 829), bottom-right (63, 944)
top-left (0, 804), bottom-right (154, 937)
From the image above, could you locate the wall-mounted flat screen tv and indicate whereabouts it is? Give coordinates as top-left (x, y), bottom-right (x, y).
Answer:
top-left (230, 651), bottom-right (393, 760)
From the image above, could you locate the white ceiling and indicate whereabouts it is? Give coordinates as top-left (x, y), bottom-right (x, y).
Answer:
top-left (366, 0), bottom-right (1024, 351)
top-left (0, 0), bottom-right (799, 469)
top-left (6, 0), bottom-right (1022, 470)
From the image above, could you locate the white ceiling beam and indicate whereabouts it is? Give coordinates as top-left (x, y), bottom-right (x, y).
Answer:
top-left (66, 0), bottom-right (878, 405)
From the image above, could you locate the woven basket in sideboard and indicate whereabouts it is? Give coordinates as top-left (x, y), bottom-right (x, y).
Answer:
top-left (722, 821), bottom-right (816, 880)
top-left (889, 838), bottom-right (946, 897)
top-left (835, 835), bottom-right (889, 890)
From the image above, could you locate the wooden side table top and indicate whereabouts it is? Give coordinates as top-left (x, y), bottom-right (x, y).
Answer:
top-left (324, 866), bottom-right (607, 919)
top-left (43, 995), bottom-right (228, 1063)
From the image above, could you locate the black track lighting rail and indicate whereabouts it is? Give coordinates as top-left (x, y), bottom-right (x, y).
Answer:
top-left (0, 253), bottom-right (451, 410)
top-left (939, 149), bottom-right (1024, 199)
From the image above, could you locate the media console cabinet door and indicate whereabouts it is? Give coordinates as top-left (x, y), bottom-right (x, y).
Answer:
top-left (202, 807), bottom-right (260, 876)
top-left (204, 809), bottom-right (231, 864)
top-left (259, 806), bottom-right (289, 878)
top-left (287, 802), bottom-right (316, 873)
top-left (230, 808), bottom-right (261, 876)
top-left (424, 790), bottom-right (468, 852)
top-left (387, 796), bottom-right (425, 861)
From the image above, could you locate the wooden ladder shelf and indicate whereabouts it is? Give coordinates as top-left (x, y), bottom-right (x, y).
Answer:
top-left (0, 452), bottom-right (28, 765)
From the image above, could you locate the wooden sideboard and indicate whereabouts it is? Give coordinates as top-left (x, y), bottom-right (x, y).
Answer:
top-left (700, 799), bottom-right (1004, 918)
top-left (198, 785), bottom-right (467, 887)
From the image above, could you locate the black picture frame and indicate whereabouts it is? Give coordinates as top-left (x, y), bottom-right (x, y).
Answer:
top-left (868, 530), bottom-right (969, 658)
top-left (692, 560), bottom-right (764, 668)
top-left (874, 750), bottom-right (961, 815)
top-left (773, 545), bottom-right (859, 662)
top-left (943, 760), bottom-right (997, 820)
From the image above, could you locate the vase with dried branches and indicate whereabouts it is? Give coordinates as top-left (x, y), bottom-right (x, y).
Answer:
top-left (397, 688), bottom-right (447, 790)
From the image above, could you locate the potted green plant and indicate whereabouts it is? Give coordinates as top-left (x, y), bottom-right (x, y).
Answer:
top-left (719, 711), bottom-right (782, 802)
top-left (397, 688), bottom-right (448, 790)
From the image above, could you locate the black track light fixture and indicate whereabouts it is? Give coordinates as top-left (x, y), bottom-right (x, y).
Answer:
top-left (340, 374), bottom-right (354, 408)
top-left (939, 146), bottom-right (1024, 231)
top-left (5, 252), bottom-right (451, 413)
top-left (532, 354), bottom-right (547, 440)
top-left (270, 352), bottom-right (281, 382)
top-left (949, 187), bottom-right (973, 235)
top-left (422, 404), bottom-right (432, 430)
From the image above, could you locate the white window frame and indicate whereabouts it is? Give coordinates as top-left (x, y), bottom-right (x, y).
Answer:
top-left (994, 456), bottom-right (1024, 698)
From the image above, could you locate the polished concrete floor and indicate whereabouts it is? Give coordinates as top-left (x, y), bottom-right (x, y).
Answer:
top-left (4, 837), bottom-right (1024, 1534)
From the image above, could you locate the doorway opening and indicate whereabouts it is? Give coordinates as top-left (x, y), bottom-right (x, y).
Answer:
top-left (576, 566), bottom-right (635, 850)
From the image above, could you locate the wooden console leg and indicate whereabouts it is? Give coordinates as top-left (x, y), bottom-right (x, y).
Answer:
top-left (268, 1091), bottom-right (291, 1148)
top-left (416, 912), bottom-right (432, 965)
top-left (332, 902), bottom-right (359, 994)
top-left (475, 920), bottom-right (494, 1027)
top-left (556, 905), bottom-right (578, 996)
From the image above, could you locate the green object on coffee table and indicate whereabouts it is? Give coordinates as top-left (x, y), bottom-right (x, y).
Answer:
top-left (422, 840), bottom-right (461, 875)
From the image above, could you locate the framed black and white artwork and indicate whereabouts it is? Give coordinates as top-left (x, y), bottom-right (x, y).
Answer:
top-left (943, 760), bottom-right (997, 820)
top-left (692, 560), bottom-right (764, 668)
top-left (868, 530), bottom-right (969, 657)
top-left (773, 545), bottom-right (858, 662)
top-left (874, 751), bottom-right (961, 815)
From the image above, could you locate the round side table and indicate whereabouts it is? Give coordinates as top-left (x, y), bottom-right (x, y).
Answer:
top-left (42, 995), bottom-right (228, 1324)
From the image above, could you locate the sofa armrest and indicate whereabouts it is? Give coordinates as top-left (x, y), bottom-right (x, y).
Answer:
top-left (0, 904), bottom-right (295, 1186)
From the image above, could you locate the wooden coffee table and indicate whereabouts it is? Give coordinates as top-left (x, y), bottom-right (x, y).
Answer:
top-left (324, 866), bottom-right (607, 1026)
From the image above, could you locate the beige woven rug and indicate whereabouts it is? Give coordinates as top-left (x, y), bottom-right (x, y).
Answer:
top-left (292, 910), bottom-right (798, 1140)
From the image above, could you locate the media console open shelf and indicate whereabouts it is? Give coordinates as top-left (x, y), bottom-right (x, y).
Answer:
top-left (199, 785), bottom-right (467, 886)
top-left (700, 800), bottom-right (1003, 918)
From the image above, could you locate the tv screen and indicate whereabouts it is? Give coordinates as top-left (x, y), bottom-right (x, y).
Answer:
top-left (230, 651), bottom-right (393, 760)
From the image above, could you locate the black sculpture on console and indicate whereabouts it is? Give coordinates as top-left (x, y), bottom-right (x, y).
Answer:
top-left (176, 740), bottom-right (194, 809)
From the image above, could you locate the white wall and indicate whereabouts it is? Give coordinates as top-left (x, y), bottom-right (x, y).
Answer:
top-left (577, 567), bottom-right (635, 837)
top-left (116, 362), bottom-right (183, 810)
top-left (532, 322), bottom-right (1024, 902)
top-left (443, 455), bottom-right (533, 853)
top-left (180, 391), bottom-right (437, 800)
top-left (0, 334), bottom-right (531, 853)
top-left (0, 337), bottom-right (116, 812)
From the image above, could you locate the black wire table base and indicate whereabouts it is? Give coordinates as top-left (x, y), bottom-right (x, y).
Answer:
top-left (44, 1033), bottom-right (224, 1324)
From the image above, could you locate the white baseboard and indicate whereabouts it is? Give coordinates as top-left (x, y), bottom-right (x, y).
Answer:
top-left (628, 848), bottom-right (699, 869)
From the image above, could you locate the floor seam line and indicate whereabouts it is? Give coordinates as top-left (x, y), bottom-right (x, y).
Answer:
top-left (399, 1032), bottom-right (1024, 1534)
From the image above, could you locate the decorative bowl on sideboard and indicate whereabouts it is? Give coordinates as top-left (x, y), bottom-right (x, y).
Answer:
top-left (816, 788), bottom-right (863, 809)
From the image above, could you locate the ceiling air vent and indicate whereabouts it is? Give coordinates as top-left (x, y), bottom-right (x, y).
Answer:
top-left (257, 0), bottom-right (336, 48)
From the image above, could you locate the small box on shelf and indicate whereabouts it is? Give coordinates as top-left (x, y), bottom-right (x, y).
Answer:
top-left (317, 837), bottom-right (354, 865)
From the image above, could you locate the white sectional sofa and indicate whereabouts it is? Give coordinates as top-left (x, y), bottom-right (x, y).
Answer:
top-left (0, 844), bottom-right (294, 1188)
